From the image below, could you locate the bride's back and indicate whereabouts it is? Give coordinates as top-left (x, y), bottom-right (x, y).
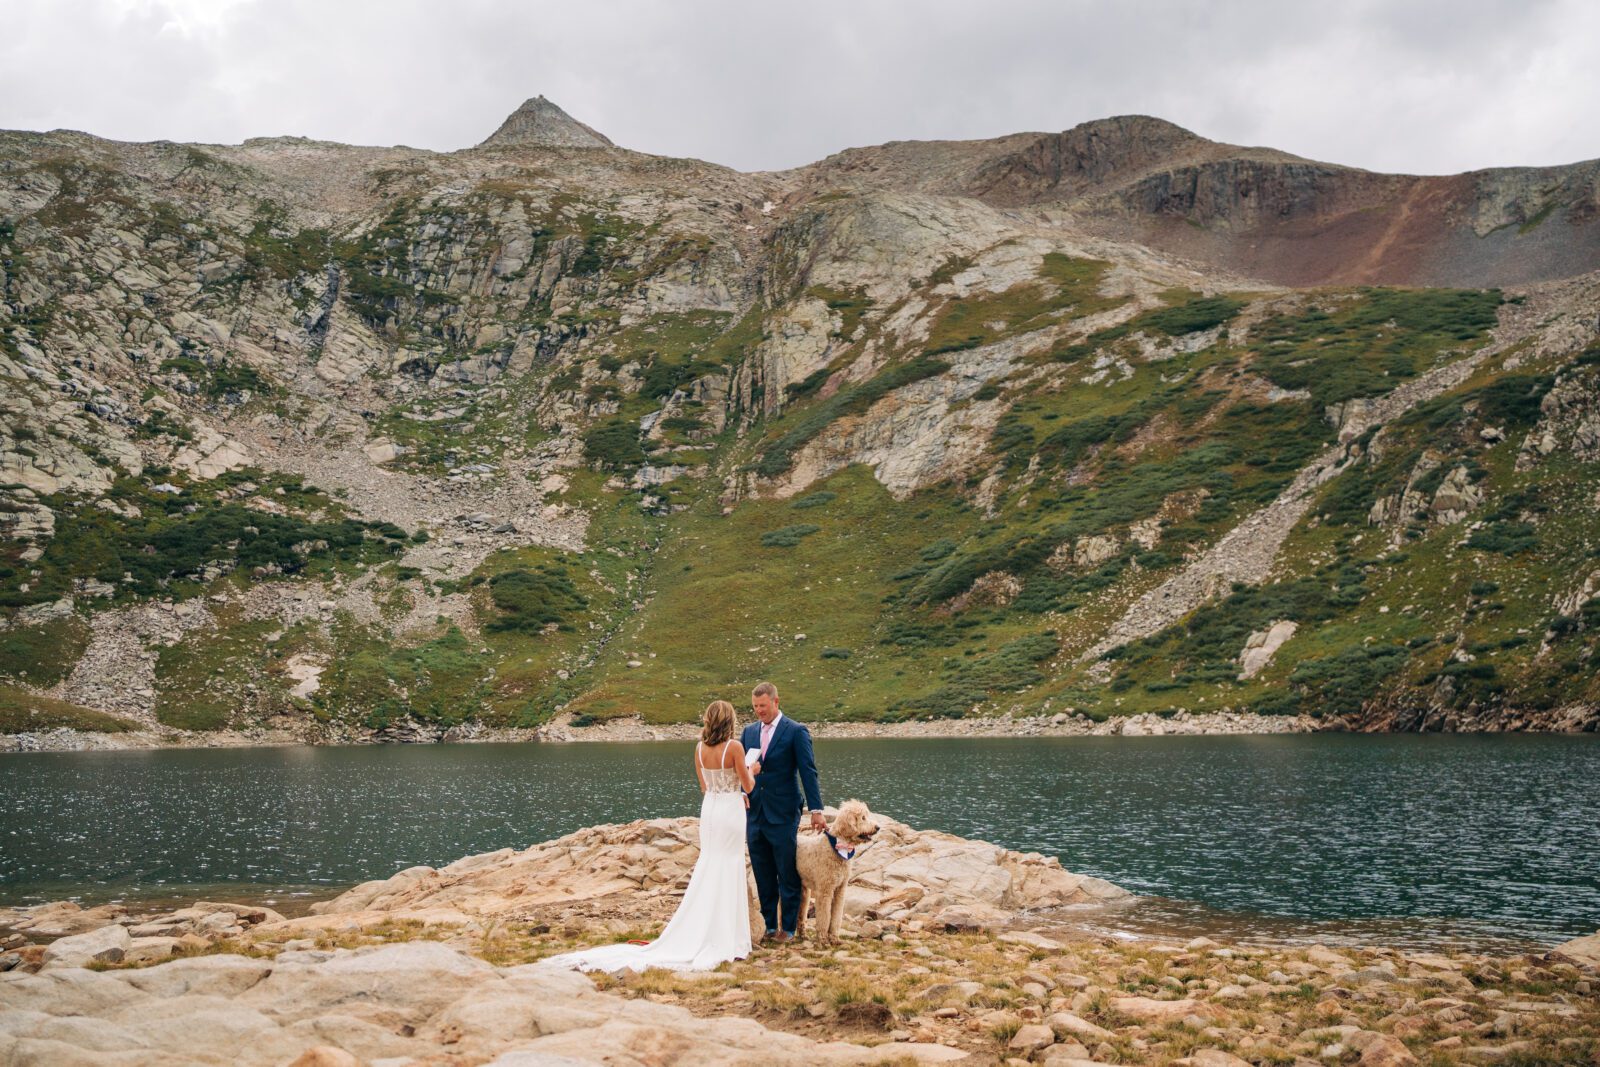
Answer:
top-left (698, 740), bottom-right (742, 793)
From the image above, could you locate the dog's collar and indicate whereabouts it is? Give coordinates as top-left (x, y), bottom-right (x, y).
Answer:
top-left (825, 831), bottom-right (865, 861)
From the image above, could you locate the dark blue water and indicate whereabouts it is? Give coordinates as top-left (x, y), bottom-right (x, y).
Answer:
top-left (2, 735), bottom-right (1596, 949)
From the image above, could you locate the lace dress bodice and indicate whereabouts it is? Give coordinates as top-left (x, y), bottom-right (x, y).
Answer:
top-left (702, 767), bottom-right (742, 794)
top-left (699, 742), bottom-right (744, 794)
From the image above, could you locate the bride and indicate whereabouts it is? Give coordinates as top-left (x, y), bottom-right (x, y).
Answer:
top-left (542, 699), bottom-right (756, 972)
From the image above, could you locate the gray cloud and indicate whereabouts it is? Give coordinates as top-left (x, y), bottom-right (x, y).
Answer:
top-left (2, 0), bottom-right (1596, 174)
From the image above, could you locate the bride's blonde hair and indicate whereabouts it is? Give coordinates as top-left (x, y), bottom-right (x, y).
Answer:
top-left (701, 700), bottom-right (736, 747)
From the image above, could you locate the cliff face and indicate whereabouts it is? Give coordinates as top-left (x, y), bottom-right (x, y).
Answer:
top-left (1, 102), bottom-right (1597, 739)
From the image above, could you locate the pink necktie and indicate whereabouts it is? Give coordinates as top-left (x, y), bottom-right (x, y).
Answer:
top-left (760, 722), bottom-right (773, 757)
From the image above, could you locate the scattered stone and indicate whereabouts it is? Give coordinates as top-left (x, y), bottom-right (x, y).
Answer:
top-left (1047, 1012), bottom-right (1113, 1041)
top-left (1357, 1034), bottom-right (1418, 1066)
top-left (1008, 1023), bottom-right (1054, 1053)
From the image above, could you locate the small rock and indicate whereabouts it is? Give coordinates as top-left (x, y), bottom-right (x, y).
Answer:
top-left (1177, 1051), bottom-right (1253, 1067)
top-left (1038, 1040), bottom-right (1092, 1065)
top-left (1008, 1023), bottom-right (1055, 1053)
top-left (1357, 1034), bottom-right (1418, 1066)
top-left (921, 979), bottom-right (979, 1004)
top-left (1047, 1012), bottom-right (1113, 1041)
top-left (125, 936), bottom-right (182, 963)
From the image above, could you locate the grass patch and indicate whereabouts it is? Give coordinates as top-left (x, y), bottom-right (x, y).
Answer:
top-left (0, 616), bottom-right (88, 686)
top-left (0, 685), bottom-right (132, 733)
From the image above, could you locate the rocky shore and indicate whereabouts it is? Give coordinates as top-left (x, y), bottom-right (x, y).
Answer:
top-left (0, 708), bottom-right (1315, 753)
top-left (3, 816), bottom-right (1597, 1065)
top-left (534, 710), bottom-right (1317, 743)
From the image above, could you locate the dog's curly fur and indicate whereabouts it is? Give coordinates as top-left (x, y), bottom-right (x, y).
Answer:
top-left (795, 799), bottom-right (879, 943)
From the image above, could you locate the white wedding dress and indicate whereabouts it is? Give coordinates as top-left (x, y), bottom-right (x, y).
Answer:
top-left (542, 741), bottom-right (752, 973)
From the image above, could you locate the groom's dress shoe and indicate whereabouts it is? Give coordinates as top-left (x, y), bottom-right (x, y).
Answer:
top-left (772, 931), bottom-right (794, 944)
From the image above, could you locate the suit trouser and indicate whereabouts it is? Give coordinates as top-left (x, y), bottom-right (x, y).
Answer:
top-left (747, 817), bottom-right (801, 933)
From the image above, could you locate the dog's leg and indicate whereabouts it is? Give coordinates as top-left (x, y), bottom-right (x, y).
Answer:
top-left (830, 881), bottom-right (847, 941)
top-left (796, 886), bottom-right (810, 940)
top-left (814, 881), bottom-right (833, 944)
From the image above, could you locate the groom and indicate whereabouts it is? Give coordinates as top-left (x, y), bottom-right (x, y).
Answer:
top-left (742, 681), bottom-right (825, 943)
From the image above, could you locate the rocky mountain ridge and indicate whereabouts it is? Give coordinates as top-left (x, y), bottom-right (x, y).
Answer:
top-left (2, 100), bottom-right (1598, 741)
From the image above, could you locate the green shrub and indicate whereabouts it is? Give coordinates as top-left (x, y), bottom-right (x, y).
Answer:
top-left (582, 418), bottom-right (646, 469)
top-left (1288, 645), bottom-right (1408, 715)
top-left (1466, 522), bottom-right (1537, 555)
top-left (760, 524), bottom-right (821, 548)
top-left (1138, 295), bottom-right (1245, 337)
top-left (820, 647), bottom-right (852, 659)
top-left (6, 486), bottom-right (397, 610)
top-left (1475, 374), bottom-right (1554, 428)
top-left (791, 491), bottom-right (837, 510)
top-left (660, 415), bottom-right (705, 434)
top-left (487, 567), bottom-right (587, 633)
top-left (1250, 690), bottom-right (1303, 716)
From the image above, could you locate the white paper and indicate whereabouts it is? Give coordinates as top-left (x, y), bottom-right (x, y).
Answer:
top-left (745, 748), bottom-right (761, 769)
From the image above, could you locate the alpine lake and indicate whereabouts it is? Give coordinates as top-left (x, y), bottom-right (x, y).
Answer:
top-left (3, 733), bottom-right (1597, 952)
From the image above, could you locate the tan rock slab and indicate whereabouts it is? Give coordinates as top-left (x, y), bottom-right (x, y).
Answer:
top-left (1108, 995), bottom-right (1199, 1021)
top-left (1046, 1012), bottom-right (1113, 1041)
top-left (40, 924), bottom-right (131, 969)
top-left (1008, 1023), bottom-right (1054, 1052)
top-left (1176, 1051), bottom-right (1253, 1067)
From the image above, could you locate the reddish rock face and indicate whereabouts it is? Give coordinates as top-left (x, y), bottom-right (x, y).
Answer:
top-left (808, 114), bottom-right (1600, 288)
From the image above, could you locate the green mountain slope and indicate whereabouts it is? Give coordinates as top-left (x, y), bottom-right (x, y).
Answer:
top-left (1, 113), bottom-right (1597, 738)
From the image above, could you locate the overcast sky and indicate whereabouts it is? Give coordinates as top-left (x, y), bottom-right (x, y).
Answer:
top-left (3, 0), bottom-right (1596, 174)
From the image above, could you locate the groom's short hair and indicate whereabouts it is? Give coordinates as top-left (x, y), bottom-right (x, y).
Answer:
top-left (752, 681), bottom-right (778, 701)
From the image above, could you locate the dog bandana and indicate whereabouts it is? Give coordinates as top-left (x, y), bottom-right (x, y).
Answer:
top-left (826, 832), bottom-right (858, 861)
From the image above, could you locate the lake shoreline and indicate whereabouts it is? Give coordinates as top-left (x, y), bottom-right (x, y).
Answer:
top-left (0, 710), bottom-right (1328, 754)
top-left (4, 816), bottom-right (1597, 1066)
top-left (9, 704), bottom-right (1600, 754)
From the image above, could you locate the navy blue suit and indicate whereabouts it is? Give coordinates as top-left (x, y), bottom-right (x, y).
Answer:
top-left (742, 714), bottom-right (823, 935)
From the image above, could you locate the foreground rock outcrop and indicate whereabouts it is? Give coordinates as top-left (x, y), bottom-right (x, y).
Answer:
top-left (0, 939), bottom-right (965, 1066)
top-left (3, 821), bottom-right (1597, 1065)
top-left (291, 814), bottom-right (1128, 936)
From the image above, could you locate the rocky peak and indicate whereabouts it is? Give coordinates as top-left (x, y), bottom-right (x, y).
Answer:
top-left (476, 95), bottom-right (615, 150)
top-left (963, 114), bottom-right (1228, 203)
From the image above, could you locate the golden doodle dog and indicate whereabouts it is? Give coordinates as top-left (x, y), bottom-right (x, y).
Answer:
top-left (795, 799), bottom-right (879, 943)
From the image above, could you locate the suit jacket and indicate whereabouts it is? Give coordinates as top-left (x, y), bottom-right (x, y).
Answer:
top-left (741, 714), bottom-right (823, 827)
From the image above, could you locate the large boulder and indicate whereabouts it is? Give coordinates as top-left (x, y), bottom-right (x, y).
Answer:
top-left (40, 924), bottom-right (131, 970)
top-left (1554, 929), bottom-right (1600, 968)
